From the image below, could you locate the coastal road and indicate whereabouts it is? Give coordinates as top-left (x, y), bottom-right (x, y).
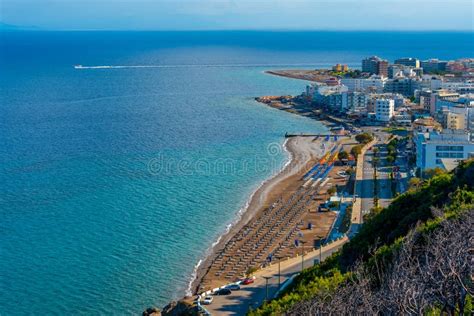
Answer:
top-left (374, 144), bottom-right (393, 209)
top-left (360, 146), bottom-right (376, 215)
top-left (359, 134), bottom-right (411, 217)
top-left (348, 138), bottom-right (376, 237)
top-left (204, 237), bottom-right (348, 316)
top-left (395, 141), bottom-right (411, 194)
top-left (359, 135), bottom-right (395, 216)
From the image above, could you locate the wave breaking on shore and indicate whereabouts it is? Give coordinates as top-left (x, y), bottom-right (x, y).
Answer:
top-left (184, 138), bottom-right (293, 296)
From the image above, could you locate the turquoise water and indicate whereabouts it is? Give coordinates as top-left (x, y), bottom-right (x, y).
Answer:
top-left (1, 31), bottom-right (473, 314)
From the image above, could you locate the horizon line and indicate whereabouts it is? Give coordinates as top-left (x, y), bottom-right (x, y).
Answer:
top-left (2, 28), bottom-right (474, 33)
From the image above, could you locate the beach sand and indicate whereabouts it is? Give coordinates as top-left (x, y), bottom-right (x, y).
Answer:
top-left (190, 136), bottom-right (336, 294)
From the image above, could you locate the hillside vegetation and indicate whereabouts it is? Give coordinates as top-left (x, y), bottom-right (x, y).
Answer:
top-left (250, 159), bottom-right (474, 315)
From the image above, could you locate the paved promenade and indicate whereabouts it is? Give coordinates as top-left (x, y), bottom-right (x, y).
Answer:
top-left (205, 236), bottom-right (348, 315)
top-left (349, 139), bottom-right (376, 237)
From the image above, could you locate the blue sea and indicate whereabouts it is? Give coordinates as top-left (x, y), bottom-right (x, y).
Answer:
top-left (1, 31), bottom-right (473, 314)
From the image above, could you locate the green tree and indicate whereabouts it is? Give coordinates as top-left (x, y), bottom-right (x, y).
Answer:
top-left (408, 177), bottom-right (422, 190)
top-left (327, 186), bottom-right (337, 195)
top-left (355, 133), bottom-right (374, 144)
top-left (387, 144), bottom-right (396, 154)
top-left (351, 145), bottom-right (363, 158)
top-left (346, 167), bottom-right (355, 176)
top-left (246, 266), bottom-right (258, 277)
top-left (424, 167), bottom-right (445, 179)
top-left (338, 151), bottom-right (349, 161)
top-left (372, 157), bottom-right (380, 167)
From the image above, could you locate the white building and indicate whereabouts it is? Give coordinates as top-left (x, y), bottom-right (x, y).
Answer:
top-left (309, 83), bottom-right (348, 98)
top-left (384, 77), bottom-right (422, 97)
top-left (418, 90), bottom-right (460, 115)
top-left (420, 75), bottom-right (443, 91)
top-left (341, 75), bottom-right (387, 93)
top-left (394, 110), bottom-right (412, 126)
top-left (441, 81), bottom-right (474, 94)
top-left (389, 65), bottom-right (419, 79)
top-left (347, 92), bottom-right (368, 111)
top-left (375, 99), bottom-right (395, 122)
top-left (443, 110), bottom-right (466, 130)
top-left (310, 82), bottom-right (349, 107)
top-left (326, 91), bottom-right (368, 112)
top-left (438, 96), bottom-right (474, 131)
top-left (415, 130), bottom-right (474, 171)
top-left (436, 94), bottom-right (474, 110)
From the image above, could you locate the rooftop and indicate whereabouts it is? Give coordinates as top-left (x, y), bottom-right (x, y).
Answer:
top-left (420, 130), bottom-right (473, 144)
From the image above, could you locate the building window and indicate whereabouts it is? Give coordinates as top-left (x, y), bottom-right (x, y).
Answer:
top-left (436, 145), bottom-right (464, 151)
top-left (436, 152), bottom-right (450, 158)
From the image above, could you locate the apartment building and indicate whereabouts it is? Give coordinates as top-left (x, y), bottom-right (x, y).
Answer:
top-left (362, 56), bottom-right (389, 77)
top-left (415, 130), bottom-right (474, 171)
top-left (375, 98), bottom-right (395, 122)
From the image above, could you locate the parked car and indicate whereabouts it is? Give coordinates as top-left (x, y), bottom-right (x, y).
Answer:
top-left (337, 171), bottom-right (348, 177)
top-left (202, 296), bottom-right (213, 305)
top-left (226, 284), bottom-right (241, 291)
top-left (215, 288), bottom-right (232, 295)
top-left (242, 278), bottom-right (254, 285)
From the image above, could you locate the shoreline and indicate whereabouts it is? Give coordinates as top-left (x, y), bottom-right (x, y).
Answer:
top-left (177, 69), bottom-right (338, 305)
top-left (265, 69), bottom-right (334, 83)
top-left (188, 136), bottom-right (313, 295)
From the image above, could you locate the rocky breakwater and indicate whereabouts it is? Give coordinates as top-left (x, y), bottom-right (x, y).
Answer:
top-left (143, 300), bottom-right (197, 316)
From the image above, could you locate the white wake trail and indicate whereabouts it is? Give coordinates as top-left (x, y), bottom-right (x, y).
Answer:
top-left (73, 62), bottom-right (344, 70)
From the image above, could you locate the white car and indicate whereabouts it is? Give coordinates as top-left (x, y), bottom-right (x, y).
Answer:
top-left (226, 284), bottom-right (241, 290)
top-left (202, 296), bottom-right (213, 305)
top-left (337, 171), bottom-right (349, 177)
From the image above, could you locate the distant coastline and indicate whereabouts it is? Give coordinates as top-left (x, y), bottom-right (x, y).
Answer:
top-left (266, 70), bottom-right (324, 82)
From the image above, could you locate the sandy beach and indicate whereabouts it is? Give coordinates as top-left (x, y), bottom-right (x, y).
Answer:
top-left (265, 69), bottom-right (333, 83)
top-left (190, 136), bottom-right (337, 294)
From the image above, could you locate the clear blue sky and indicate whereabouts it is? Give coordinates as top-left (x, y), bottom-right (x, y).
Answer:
top-left (1, 0), bottom-right (473, 31)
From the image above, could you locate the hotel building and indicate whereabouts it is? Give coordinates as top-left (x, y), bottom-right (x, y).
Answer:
top-left (415, 130), bottom-right (474, 171)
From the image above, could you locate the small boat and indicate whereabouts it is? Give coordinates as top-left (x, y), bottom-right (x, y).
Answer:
top-left (74, 65), bottom-right (83, 69)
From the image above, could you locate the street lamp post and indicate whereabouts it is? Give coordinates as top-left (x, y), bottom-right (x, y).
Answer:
top-left (275, 256), bottom-right (283, 289)
top-left (263, 276), bottom-right (272, 301)
top-left (319, 240), bottom-right (322, 263)
top-left (300, 241), bottom-right (307, 271)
